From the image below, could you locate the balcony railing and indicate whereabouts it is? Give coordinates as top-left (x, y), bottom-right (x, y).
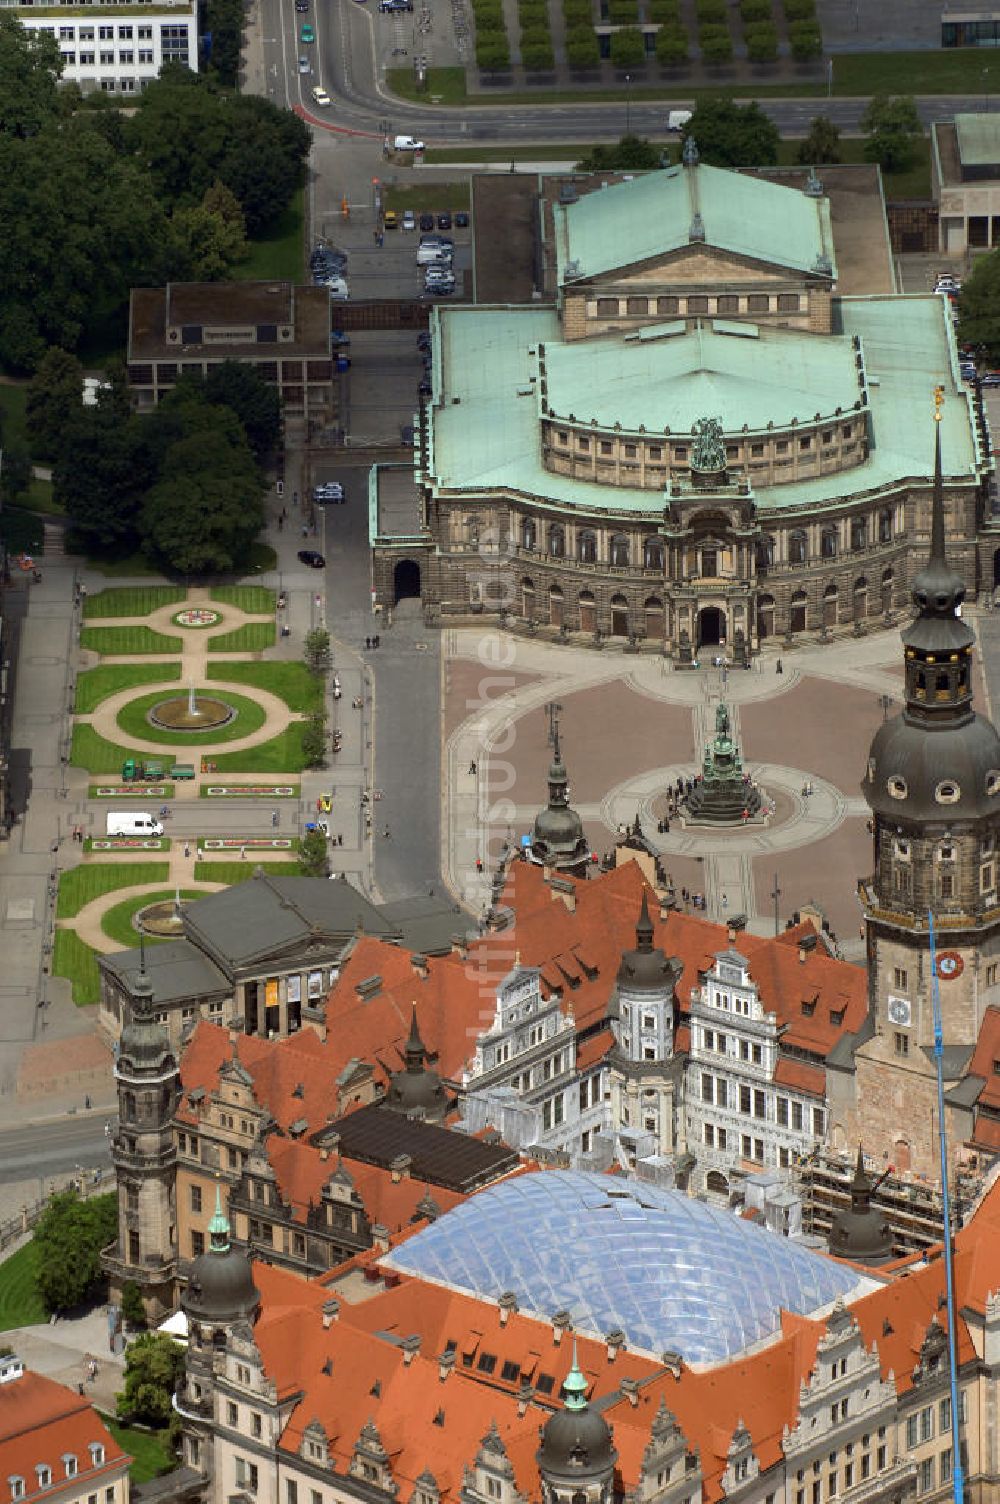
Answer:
top-left (840, 1457), bottom-right (917, 1503)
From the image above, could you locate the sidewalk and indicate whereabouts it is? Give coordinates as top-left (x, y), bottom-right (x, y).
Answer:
top-left (8, 1307), bottom-right (127, 1418)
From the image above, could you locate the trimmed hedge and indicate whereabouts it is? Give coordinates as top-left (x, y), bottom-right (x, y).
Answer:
top-left (695, 0), bottom-right (727, 22)
top-left (566, 26), bottom-right (601, 64)
top-left (788, 19), bottom-right (822, 55)
top-left (739, 0), bottom-right (773, 20)
top-left (744, 20), bottom-right (778, 58)
top-left (655, 22), bottom-right (688, 62)
top-left (648, 0), bottom-right (680, 19)
top-left (609, 24), bottom-right (645, 63)
top-left (608, 0), bottom-right (639, 20)
top-left (782, 0), bottom-right (815, 17)
top-left (699, 22), bottom-right (733, 58)
top-left (476, 32), bottom-right (511, 64)
top-left (522, 34), bottom-right (556, 65)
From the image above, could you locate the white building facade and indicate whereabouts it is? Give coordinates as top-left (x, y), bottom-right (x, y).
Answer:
top-left (15, 2), bottom-right (197, 94)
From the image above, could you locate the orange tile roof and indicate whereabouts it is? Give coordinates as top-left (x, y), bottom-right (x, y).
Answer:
top-left (965, 1005), bottom-right (1000, 1109)
top-left (267, 1135), bottom-right (470, 1230)
top-left (970, 1114), bottom-right (1000, 1151)
top-left (773, 1058), bottom-right (827, 1098)
top-left (576, 1027), bottom-right (613, 1072)
top-left (0, 1370), bottom-right (128, 1504)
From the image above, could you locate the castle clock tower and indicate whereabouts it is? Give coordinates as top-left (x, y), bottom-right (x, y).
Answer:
top-left (856, 402), bottom-right (1000, 1175)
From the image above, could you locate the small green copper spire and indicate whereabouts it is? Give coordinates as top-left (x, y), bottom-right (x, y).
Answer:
top-left (208, 1183), bottom-right (230, 1253)
top-left (562, 1339), bottom-right (588, 1411)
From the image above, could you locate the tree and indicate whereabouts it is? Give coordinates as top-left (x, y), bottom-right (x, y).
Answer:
top-left (522, 35), bottom-right (555, 68)
top-left (116, 1333), bottom-right (185, 1428)
top-left (301, 711), bottom-right (328, 769)
top-left (299, 828), bottom-right (329, 878)
top-left (170, 181), bottom-right (247, 281)
top-left (476, 33), bottom-right (511, 67)
top-left (609, 26), bottom-right (645, 66)
top-left (566, 28), bottom-right (601, 66)
top-left (0, 444), bottom-right (31, 507)
top-left (957, 250), bottom-right (1000, 362)
top-left (140, 422), bottom-right (266, 574)
top-left (203, 361), bottom-right (281, 463)
top-left (648, 0), bottom-right (680, 20)
top-left (861, 93), bottom-right (923, 173)
top-left (26, 348), bottom-right (84, 463)
top-left (797, 115), bottom-right (842, 165)
top-left (740, 0), bottom-right (771, 20)
top-left (34, 1190), bottom-right (117, 1313)
top-left (0, 14), bottom-right (63, 139)
top-left (54, 389), bottom-right (148, 550)
top-left (201, 0), bottom-right (245, 85)
top-left (577, 134), bottom-right (661, 171)
top-left (120, 1280), bottom-right (147, 1330)
top-left (782, 0), bottom-right (815, 17)
top-left (655, 24), bottom-right (688, 64)
top-left (698, 24), bottom-right (733, 61)
top-left (608, 0), bottom-right (638, 20)
top-left (788, 21), bottom-right (822, 58)
top-left (695, 0), bottom-right (726, 20)
top-left (303, 627), bottom-right (332, 677)
top-left (682, 98), bottom-right (779, 166)
top-left (744, 21), bottom-right (778, 60)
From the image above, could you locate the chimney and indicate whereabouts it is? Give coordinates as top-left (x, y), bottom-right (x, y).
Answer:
top-left (605, 1328), bottom-right (626, 1362)
top-left (411, 954), bottom-right (429, 980)
top-left (401, 1334), bottom-right (421, 1366)
top-left (319, 1148), bottom-right (329, 1161)
top-left (620, 1376), bottom-right (640, 1408)
top-left (390, 1154), bottom-right (412, 1183)
top-left (322, 1298), bottom-right (340, 1328)
top-left (498, 1291), bottom-right (518, 1326)
top-left (549, 877), bottom-right (576, 913)
top-left (517, 1382), bottom-right (534, 1417)
top-left (551, 1309), bottom-right (572, 1345)
top-left (372, 1224), bottom-right (390, 1252)
top-left (450, 934), bottom-right (468, 960)
top-left (727, 923), bottom-right (736, 944)
top-left (798, 933), bottom-right (817, 963)
top-left (438, 1349), bottom-right (456, 1382)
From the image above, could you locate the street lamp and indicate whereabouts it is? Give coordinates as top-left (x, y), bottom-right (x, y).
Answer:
top-left (625, 72), bottom-right (631, 136)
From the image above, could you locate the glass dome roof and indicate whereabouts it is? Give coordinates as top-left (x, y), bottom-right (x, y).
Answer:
top-left (384, 1170), bottom-right (867, 1364)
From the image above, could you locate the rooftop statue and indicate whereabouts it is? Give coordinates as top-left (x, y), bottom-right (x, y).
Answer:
top-left (691, 415), bottom-right (726, 473)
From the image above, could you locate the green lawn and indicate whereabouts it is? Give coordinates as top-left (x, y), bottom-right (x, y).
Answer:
top-left (206, 722), bottom-right (311, 773)
top-left (83, 587), bottom-right (185, 619)
top-left (425, 144), bottom-right (594, 162)
top-left (771, 134), bottom-right (931, 199)
top-left (102, 1419), bottom-right (175, 1485)
top-left (16, 477), bottom-right (60, 515)
top-left (236, 187), bottom-right (305, 281)
top-left (80, 626), bottom-right (182, 656)
top-left (0, 509), bottom-right (45, 556)
top-left (207, 622), bottom-right (276, 653)
top-left (388, 66), bottom-right (467, 103)
top-left (83, 550), bottom-right (159, 577)
top-left (75, 664), bottom-right (182, 715)
top-left (0, 1241), bottom-right (46, 1331)
top-left (386, 181), bottom-right (472, 213)
top-left (115, 689), bottom-right (268, 746)
top-left (72, 725), bottom-right (141, 773)
top-left (0, 384), bottom-right (29, 452)
top-left (56, 862), bottom-right (169, 919)
top-left (206, 662), bottom-right (322, 713)
top-left (52, 928), bottom-right (101, 1006)
top-left (194, 859), bottom-right (302, 883)
top-left (100, 888), bottom-right (203, 949)
top-left (211, 585), bottom-right (276, 613)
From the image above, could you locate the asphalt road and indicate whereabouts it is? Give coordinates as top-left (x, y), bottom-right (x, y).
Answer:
top-left (259, 0), bottom-right (990, 144)
top-left (0, 1115), bottom-right (113, 1187)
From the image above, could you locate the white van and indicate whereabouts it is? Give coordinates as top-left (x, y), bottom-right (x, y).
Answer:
top-left (667, 109), bottom-right (693, 133)
top-left (106, 812), bottom-right (164, 837)
top-left (393, 134), bottom-right (425, 152)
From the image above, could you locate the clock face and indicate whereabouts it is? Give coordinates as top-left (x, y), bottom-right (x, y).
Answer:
top-left (887, 995), bottom-right (911, 1026)
top-left (936, 951), bottom-right (964, 981)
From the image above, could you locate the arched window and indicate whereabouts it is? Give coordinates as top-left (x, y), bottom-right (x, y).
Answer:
top-left (878, 507), bottom-right (892, 543)
top-left (853, 577), bottom-right (868, 620)
top-left (821, 527), bottom-right (837, 559)
top-left (548, 584), bottom-right (564, 627)
top-left (520, 577), bottom-right (535, 620)
top-left (755, 536), bottom-right (774, 572)
top-left (521, 518), bottom-right (536, 551)
top-left (851, 516), bottom-right (867, 552)
top-left (578, 590), bottom-right (596, 632)
top-left (610, 534), bottom-right (630, 568)
top-left (644, 537), bottom-right (664, 570)
top-left (548, 525), bottom-right (565, 559)
top-left (578, 530), bottom-right (597, 564)
top-left (788, 530), bottom-right (808, 565)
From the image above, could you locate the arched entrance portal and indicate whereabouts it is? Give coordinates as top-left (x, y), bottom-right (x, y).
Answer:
top-left (698, 606), bottom-right (725, 649)
top-left (993, 546), bottom-right (1000, 590)
top-left (393, 559), bottom-right (421, 603)
top-left (610, 594), bottom-right (629, 638)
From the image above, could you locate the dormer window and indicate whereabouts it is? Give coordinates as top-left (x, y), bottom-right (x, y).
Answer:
top-left (935, 780), bottom-right (960, 805)
top-left (62, 1455), bottom-right (77, 1479)
top-left (9, 1479), bottom-right (24, 1501)
top-left (35, 1467), bottom-right (50, 1491)
top-left (887, 775), bottom-right (907, 800)
top-left (88, 1445), bottom-right (104, 1467)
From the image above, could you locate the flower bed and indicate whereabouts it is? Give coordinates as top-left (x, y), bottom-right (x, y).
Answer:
top-left (90, 784), bottom-right (172, 798)
top-left (199, 837), bottom-right (295, 850)
top-left (202, 784), bottom-right (299, 797)
top-left (87, 838), bottom-right (171, 851)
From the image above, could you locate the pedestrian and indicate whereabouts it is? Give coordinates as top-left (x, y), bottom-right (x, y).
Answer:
top-left (475, 856), bottom-right (483, 873)
top-left (85, 1094), bottom-right (91, 1109)
top-left (272, 809), bottom-right (279, 828)
top-left (366, 636), bottom-right (371, 649)
top-left (240, 845), bottom-right (246, 860)
top-left (302, 524), bottom-right (308, 538)
top-left (776, 658), bottom-right (783, 675)
top-left (184, 841), bottom-right (190, 858)
top-left (469, 759), bottom-right (477, 775)
top-left (383, 825), bottom-right (390, 839)
top-left (721, 893), bottom-right (728, 909)
top-left (277, 515), bottom-right (284, 532)
top-left (374, 633), bottom-right (380, 648)
top-left (741, 808), bottom-right (748, 825)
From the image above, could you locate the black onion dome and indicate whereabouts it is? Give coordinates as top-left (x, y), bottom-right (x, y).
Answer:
top-left (183, 1189), bottom-right (259, 1325)
top-left (537, 1346), bottom-right (616, 1480)
top-left (616, 893), bottom-right (674, 992)
top-left (865, 712), bottom-right (1000, 823)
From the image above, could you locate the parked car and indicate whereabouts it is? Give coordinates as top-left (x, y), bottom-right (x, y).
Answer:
top-left (419, 213), bottom-right (435, 232)
top-left (298, 55), bottom-right (310, 72)
top-left (300, 22), bottom-right (315, 41)
top-left (298, 550), bottom-right (326, 567)
top-left (417, 332), bottom-right (432, 352)
top-left (402, 209), bottom-right (416, 232)
top-left (311, 85), bottom-right (331, 106)
top-left (401, 424), bottom-right (415, 445)
top-left (455, 211), bottom-right (470, 228)
top-left (383, 209), bottom-right (398, 229)
top-left (295, 0), bottom-right (309, 9)
top-left (437, 211), bottom-right (452, 230)
top-left (417, 243), bottom-right (453, 266)
top-left (418, 378), bottom-right (432, 396)
top-left (981, 372), bottom-right (1000, 387)
top-left (313, 482), bottom-right (344, 499)
top-left (420, 234), bottom-right (453, 248)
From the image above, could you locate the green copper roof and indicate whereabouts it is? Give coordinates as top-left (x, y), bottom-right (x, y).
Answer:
top-left (562, 1339), bottom-right (588, 1411)
top-left (208, 1184), bottom-right (230, 1251)
top-left (955, 113), bottom-right (1000, 166)
top-left (543, 320), bottom-right (860, 435)
top-left (426, 295), bottom-right (982, 517)
top-left (555, 162), bottom-right (835, 285)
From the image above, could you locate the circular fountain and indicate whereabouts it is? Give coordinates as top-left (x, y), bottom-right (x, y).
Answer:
top-left (147, 682), bottom-right (236, 732)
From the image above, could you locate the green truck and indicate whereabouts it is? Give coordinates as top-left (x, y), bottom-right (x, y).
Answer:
top-left (121, 759), bottom-right (195, 782)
